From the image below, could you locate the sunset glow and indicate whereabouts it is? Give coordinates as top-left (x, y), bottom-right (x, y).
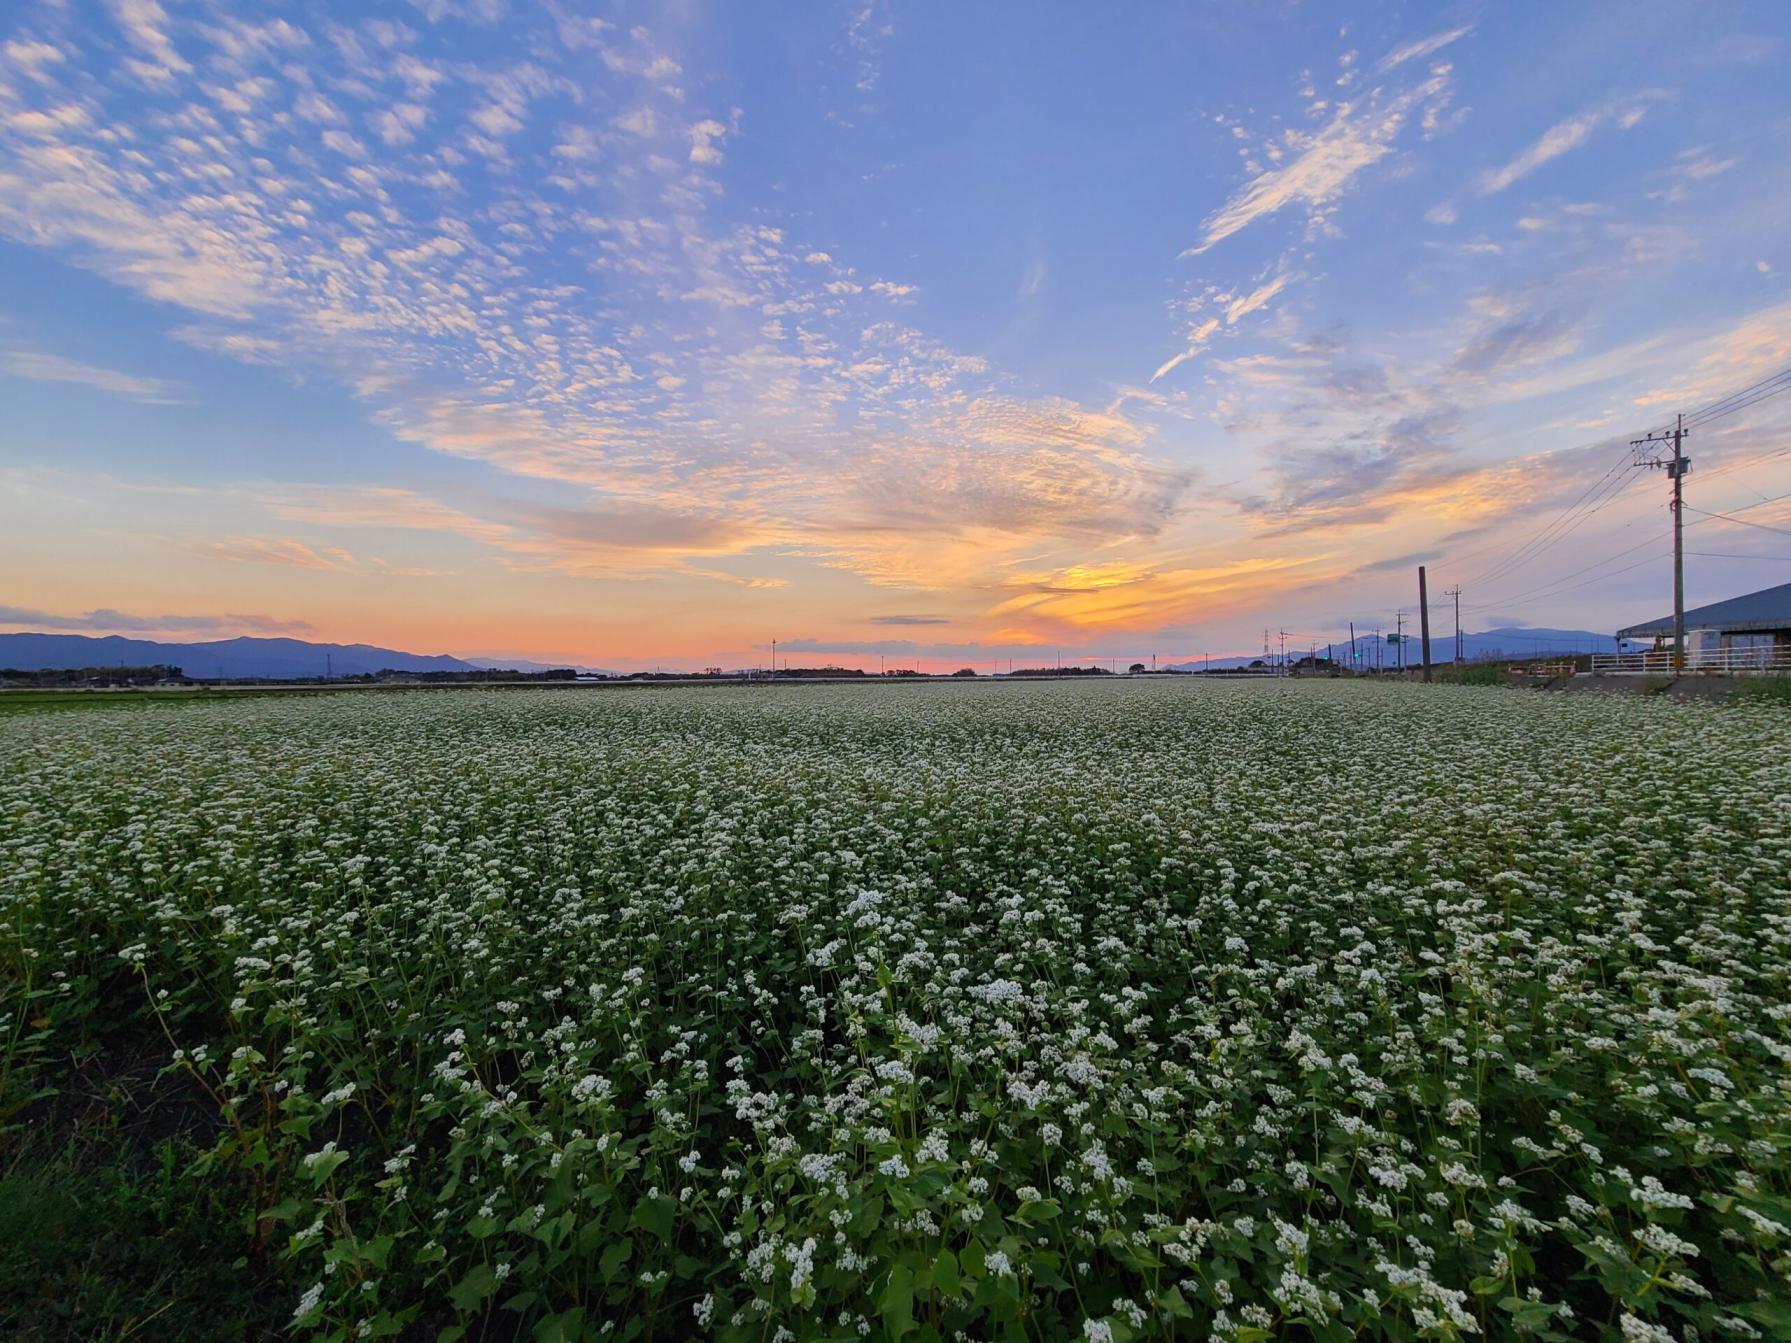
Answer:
top-left (2, 4), bottom-right (1789, 668)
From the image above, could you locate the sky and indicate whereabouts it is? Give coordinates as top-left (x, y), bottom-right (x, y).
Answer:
top-left (2, 1), bottom-right (1790, 671)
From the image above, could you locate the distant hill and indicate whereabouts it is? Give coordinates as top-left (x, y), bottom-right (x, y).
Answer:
top-left (460, 656), bottom-right (619, 676)
top-left (0, 632), bottom-right (480, 680)
top-left (1453, 626), bottom-right (1630, 660)
top-left (1164, 626), bottom-right (1632, 673)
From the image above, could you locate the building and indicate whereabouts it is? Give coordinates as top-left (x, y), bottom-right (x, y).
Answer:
top-left (1612, 580), bottom-right (1791, 671)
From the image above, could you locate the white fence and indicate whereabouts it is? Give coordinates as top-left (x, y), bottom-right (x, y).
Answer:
top-left (1590, 645), bottom-right (1791, 675)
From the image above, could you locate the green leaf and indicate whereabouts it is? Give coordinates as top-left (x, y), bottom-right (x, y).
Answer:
top-left (599, 1237), bottom-right (632, 1283)
top-left (1732, 1297), bottom-right (1791, 1332)
top-left (1499, 1297), bottom-right (1564, 1330)
top-left (933, 1248), bottom-right (960, 1297)
top-left (306, 1147), bottom-right (349, 1187)
top-left (631, 1195), bottom-right (674, 1244)
top-left (449, 1264), bottom-right (498, 1314)
top-left (882, 1265), bottom-right (916, 1339)
top-left (534, 1306), bottom-right (586, 1343)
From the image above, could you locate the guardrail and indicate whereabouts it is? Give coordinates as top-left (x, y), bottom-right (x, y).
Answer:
top-left (1590, 646), bottom-right (1791, 675)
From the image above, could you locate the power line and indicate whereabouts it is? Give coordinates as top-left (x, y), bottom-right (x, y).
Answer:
top-left (1456, 440), bottom-right (1638, 590)
top-left (1447, 364), bottom-right (1791, 593)
top-left (1682, 504), bottom-right (1791, 539)
top-left (1474, 550), bottom-right (1671, 612)
top-left (1461, 531), bottom-right (1661, 612)
top-left (1462, 495), bottom-right (1791, 617)
top-left (1694, 445), bottom-right (1791, 487)
top-left (1681, 366), bottom-right (1791, 429)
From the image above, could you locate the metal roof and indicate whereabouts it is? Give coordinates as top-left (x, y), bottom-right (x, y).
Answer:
top-left (1617, 579), bottom-right (1791, 638)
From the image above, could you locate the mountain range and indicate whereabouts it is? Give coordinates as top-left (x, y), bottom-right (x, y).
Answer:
top-left (0, 632), bottom-right (482, 680)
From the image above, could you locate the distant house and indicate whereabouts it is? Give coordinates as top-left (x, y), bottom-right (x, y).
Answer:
top-left (1615, 580), bottom-right (1791, 669)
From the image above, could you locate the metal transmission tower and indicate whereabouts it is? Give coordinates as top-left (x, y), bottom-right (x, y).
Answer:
top-left (1633, 414), bottom-right (1690, 669)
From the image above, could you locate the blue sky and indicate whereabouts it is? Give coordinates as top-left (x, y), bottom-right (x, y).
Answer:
top-left (1, 1), bottom-right (1788, 667)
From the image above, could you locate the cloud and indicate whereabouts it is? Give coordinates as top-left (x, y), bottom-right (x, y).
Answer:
top-left (1186, 62), bottom-right (1454, 254)
top-left (984, 556), bottom-right (1330, 633)
top-left (1475, 94), bottom-right (1663, 196)
top-left (1451, 308), bottom-right (1583, 376)
top-left (194, 536), bottom-right (356, 570)
top-left (3, 39), bottom-right (68, 73)
top-left (1225, 271), bottom-right (1293, 325)
top-left (2, 349), bottom-right (187, 403)
top-left (107, 0), bottom-right (190, 81)
top-left (688, 119), bottom-right (727, 164)
top-left (265, 482), bottom-right (780, 581)
top-left (1631, 298), bottom-right (1791, 410)
top-left (0, 605), bottom-right (311, 635)
top-left (1151, 318), bottom-right (1219, 382)
top-left (1373, 24), bottom-right (1473, 75)
top-left (1355, 550), bottom-right (1439, 574)
top-left (845, 1), bottom-right (893, 95)
top-left (868, 614), bottom-right (947, 625)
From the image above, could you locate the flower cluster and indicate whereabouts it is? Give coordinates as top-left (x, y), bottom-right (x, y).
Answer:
top-left (3, 680), bottom-right (1789, 1340)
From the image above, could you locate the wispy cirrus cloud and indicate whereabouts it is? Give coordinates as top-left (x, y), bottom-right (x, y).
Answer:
top-left (1474, 93), bottom-right (1666, 197)
top-left (1372, 24), bottom-right (1473, 76)
top-left (195, 536), bottom-right (355, 571)
top-left (1183, 29), bottom-right (1464, 256)
top-left (3, 348), bottom-right (187, 403)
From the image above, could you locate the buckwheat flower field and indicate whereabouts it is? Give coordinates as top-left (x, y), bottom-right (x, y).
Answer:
top-left (4, 681), bottom-right (1790, 1342)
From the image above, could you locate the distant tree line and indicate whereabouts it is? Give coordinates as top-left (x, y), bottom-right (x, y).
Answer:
top-left (382, 668), bottom-right (579, 682)
top-left (1, 664), bottom-right (185, 688)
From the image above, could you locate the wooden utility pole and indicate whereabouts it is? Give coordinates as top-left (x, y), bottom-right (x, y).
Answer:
top-left (1418, 566), bottom-right (1433, 683)
top-left (1634, 413), bottom-right (1690, 670)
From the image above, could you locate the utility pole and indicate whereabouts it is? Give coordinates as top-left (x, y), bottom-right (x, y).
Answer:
top-left (1634, 414), bottom-right (1690, 670)
top-left (1349, 620), bottom-right (1356, 672)
top-left (1395, 611), bottom-right (1405, 672)
top-left (771, 638), bottom-right (776, 675)
top-left (1443, 586), bottom-right (1462, 664)
top-left (1418, 566), bottom-right (1433, 683)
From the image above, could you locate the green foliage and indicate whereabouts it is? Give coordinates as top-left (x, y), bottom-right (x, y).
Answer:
top-left (0, 1125), bottom-right (271, 1340)
top-left (1435, 662), bottom-right (1509, 687)
top-left (4, 682), bottom-right (1790, 1340)
top-left (1729, 674), bottom-right (1791, 705)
